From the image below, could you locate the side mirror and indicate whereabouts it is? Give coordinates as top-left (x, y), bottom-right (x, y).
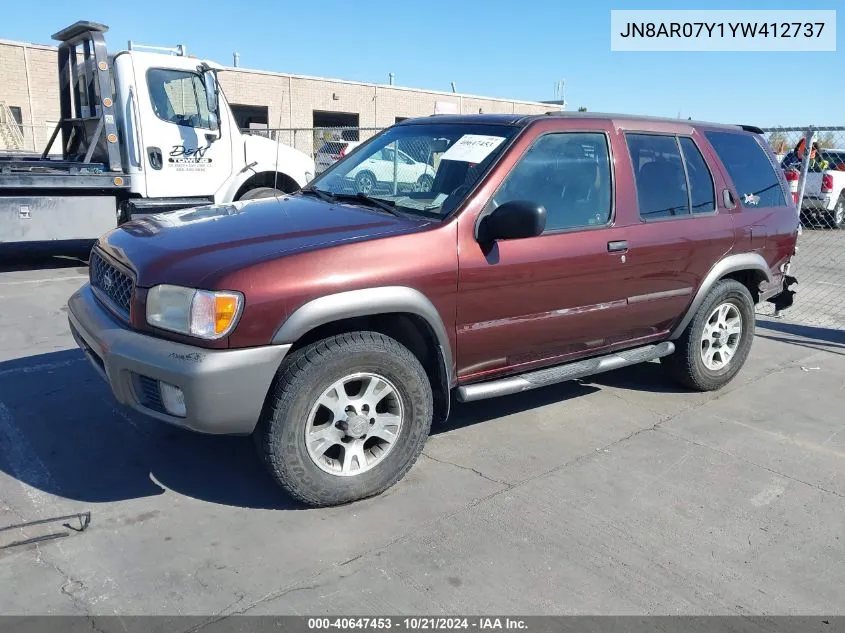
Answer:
top-left (200, 66), bottom-right (221, 137)
top-left (476, 200), bottom-right (546, 244)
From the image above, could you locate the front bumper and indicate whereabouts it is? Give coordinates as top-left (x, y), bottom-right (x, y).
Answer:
top-left (67, 284), bottom-right (291, 434)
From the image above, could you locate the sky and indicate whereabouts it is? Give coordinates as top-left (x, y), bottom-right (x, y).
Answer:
top-left (2, 0), bottom-right (841, 127)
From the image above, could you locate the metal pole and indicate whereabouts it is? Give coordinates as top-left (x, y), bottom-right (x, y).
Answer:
top-left (392, 142), bottom-right (398, 196)
top-left (796, 126), bottom-right (815, 211)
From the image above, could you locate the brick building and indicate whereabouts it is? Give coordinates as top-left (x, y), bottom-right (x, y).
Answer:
top-left (0, 36), bottom-right (559, 155)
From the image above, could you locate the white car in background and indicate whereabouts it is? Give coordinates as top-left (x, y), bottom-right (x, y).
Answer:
top-left (346, 146), bottom-right (436, 194)
top-left (315, 140), bottom-right (362, 174)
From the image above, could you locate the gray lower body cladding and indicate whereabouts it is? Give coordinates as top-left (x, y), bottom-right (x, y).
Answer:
top-left (67, 283), bottom-right (291, 434)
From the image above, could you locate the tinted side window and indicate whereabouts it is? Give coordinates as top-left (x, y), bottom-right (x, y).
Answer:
top-left (493, 133), bottom-right (612, 232)
top-left (705, 131), bottom-right (787, 208)
top-left (679, 137), bottom-right (716, 213)
top-left (627, 134), bottom-right (689, 219)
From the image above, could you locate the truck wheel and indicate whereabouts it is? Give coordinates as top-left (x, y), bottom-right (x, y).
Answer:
top-left (828, 194), bottom-right (845, 229)
top-left (354, 171), bottom-right (376, 194)
top-left (661, 279), bottom-right (755, 392)
top-left (415, 174), bottom-right (434, 192)
top-left (255, 332), bottom-right (433, 507)
top-left (239, 187), bottom-right (285, 201)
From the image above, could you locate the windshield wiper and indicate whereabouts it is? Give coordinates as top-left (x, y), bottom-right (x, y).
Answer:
top-left (334, 192), bottom-right (401, 217)
top-left (299, 187), bottom-right (336, 203)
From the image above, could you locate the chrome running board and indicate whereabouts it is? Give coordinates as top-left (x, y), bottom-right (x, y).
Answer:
top-left (455, 341), bottom-right (675, 403)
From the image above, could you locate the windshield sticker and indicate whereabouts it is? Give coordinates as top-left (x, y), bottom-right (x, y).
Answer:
top-left (440, 135), bottom-right (506, 163)
top-left (395, 193), bottom-right (449, 211)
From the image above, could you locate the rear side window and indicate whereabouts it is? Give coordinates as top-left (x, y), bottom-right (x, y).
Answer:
top-left (679, 137), bottom-right (716, 214)
top-left (704, 131), bottom-right (787, 208)
top-left (626, 134), bottom-right (689, 219)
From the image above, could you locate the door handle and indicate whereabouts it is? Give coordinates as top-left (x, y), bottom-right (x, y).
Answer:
top-left (607, 240), bottom-right (628, 252)
top-left (147, 147), bottom-right (163, 170)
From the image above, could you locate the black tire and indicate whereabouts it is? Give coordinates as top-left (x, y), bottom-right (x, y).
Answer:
top-left (354, 170), bottom-right (377, 194)
top-left (661, 279), bottom-right (756, 392)
top-left (254, 331), bottom-right (433, 507)
top-left (827, 193), bottom-right (845, 229)
top-left (415, 174), bottom-right (434, 192)
top-left (239, 187), bottom-right (285, 201)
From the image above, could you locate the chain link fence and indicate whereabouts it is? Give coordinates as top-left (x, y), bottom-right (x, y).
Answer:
top-left (759, 126), bottom-right (845, 330)
top-left (246, 126), bottom-right (444, 194)
top-left (244, 127), bottom-right (386, 174)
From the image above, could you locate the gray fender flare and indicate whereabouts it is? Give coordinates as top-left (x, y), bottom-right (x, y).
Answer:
top-left (272, 286), bottom-right (455, 385)
top-left (670, 252), bottom-right (772, 340)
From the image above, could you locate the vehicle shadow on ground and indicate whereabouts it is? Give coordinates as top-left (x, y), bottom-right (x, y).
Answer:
top-left (0, 253), bottom-right (89, 273)
top-left (0, 349), bottom-right (297, 511)
top-left (756, 318), bottom-right (845, 346)
top-left (440, 381), bottom-right (601, 433)
top-left (0, 349), bottom-right (676, 512)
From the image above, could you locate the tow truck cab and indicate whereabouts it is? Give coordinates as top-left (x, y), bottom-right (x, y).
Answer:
top-left (0, 21), bottom-right (314, 250)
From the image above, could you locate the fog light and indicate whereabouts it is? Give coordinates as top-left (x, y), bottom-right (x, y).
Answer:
top-left (159, 381), bottom-right (187, 417)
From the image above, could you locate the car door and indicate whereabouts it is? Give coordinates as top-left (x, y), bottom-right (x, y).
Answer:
top-left (616, 131), bottom-right (737, 332)
top-left (456, 122), bottom-right (643, 380)
top-left (137, 65), bottom-right (233, 198)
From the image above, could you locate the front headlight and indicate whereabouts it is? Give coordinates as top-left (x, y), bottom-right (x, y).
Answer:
top-left (146, 285), bottom-right (243, 340)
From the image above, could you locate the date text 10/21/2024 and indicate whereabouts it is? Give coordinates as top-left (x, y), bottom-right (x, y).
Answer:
top-left (307, 618), bottom-right (528, 630)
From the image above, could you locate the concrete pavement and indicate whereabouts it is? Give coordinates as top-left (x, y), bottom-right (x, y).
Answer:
top-left (0, 261), bottom-right (843, 619)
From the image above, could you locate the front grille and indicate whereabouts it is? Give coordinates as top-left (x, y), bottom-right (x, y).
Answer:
top-left (137, 375), bottom-right (166, 414)
top-left (90, 250), bottom-right (134, 318)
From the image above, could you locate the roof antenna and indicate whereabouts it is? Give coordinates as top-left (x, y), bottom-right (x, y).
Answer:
top-left (273, 89), bottom-right (285, 193)
top-left (450, 82), bottom-right (456, 93)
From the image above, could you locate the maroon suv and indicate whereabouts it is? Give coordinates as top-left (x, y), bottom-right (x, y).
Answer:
top-left (68, 113), bottom-right (799, 506)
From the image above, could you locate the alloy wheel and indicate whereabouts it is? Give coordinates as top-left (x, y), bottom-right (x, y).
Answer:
top-left (305, 373), bottom-right (404, 476)
top-left (700, 302), bottom-right (742, 371)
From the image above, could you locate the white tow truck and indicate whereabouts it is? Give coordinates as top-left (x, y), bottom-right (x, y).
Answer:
top-left (0, 21), bottom-right (315, 251)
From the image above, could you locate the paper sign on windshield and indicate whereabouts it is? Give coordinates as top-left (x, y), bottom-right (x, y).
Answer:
top-left (440, 135), bottom-right (506, 163)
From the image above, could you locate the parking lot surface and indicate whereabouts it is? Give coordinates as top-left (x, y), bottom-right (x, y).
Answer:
top-left (0, 258), bottom-right (843, 619)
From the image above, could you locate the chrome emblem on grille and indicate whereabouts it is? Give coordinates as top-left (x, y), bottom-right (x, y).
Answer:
top-left (102, 271), bottom-right (114, 291)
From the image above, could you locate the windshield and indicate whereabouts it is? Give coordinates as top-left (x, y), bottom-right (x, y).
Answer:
top-left (305, 123), bottom-right (519, 217)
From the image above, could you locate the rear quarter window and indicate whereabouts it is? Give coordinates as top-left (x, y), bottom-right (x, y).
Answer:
top-left (704, 131), bottom-right (788, 208)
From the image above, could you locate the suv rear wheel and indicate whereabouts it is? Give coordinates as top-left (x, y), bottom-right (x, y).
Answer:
top-left (661, 279), bottom-right (755, 391)
top-left (254, 332), bottom-right (433, 507)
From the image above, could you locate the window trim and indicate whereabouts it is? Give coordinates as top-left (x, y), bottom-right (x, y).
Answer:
top-left (678, 135), bottom-right (718, 216)
top-left (144, 67), bottom-right (216, 131)
top-left (481, 128), bottom-right (617, 237)
top-left (625, 131), bottom-right (719, 223)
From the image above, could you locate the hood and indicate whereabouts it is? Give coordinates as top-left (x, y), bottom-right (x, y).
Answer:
top-left (98, 195), bottom-right (432, 288)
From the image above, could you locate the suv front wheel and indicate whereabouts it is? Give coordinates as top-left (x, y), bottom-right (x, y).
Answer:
top-left (255, 332), bottom-right (433, 507)
top-left (661, 279), bottom-right (756, 391)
